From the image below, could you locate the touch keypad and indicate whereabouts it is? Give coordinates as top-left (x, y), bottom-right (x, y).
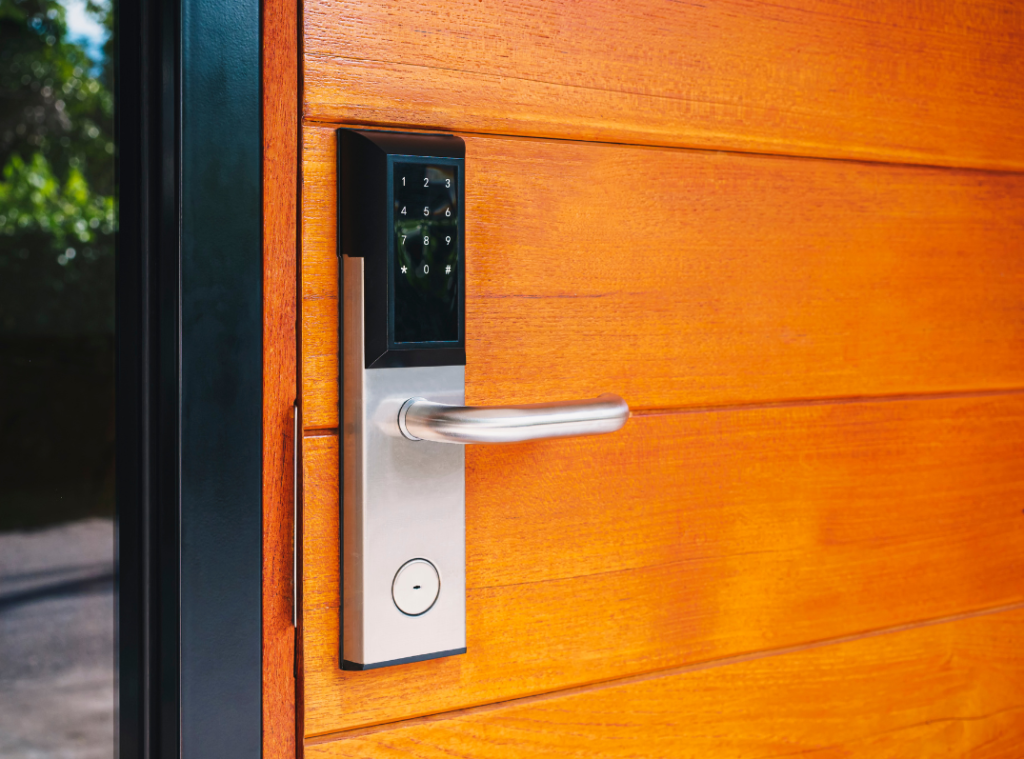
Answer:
top-left (392, 162), bottom-right (460, 344)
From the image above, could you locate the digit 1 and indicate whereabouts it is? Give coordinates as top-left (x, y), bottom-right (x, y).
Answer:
top-left (402, 176), bottom-right (406, 186)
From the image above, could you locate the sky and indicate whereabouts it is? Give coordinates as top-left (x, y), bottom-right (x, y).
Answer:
top-left (62, 0), bottom-right (109, 62)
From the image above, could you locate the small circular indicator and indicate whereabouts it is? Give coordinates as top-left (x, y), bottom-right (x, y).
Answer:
top-left (392, 559), bottom-right (440, 616)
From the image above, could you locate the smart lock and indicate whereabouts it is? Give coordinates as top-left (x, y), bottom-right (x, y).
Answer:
top-left (337, 129), bottom-right (630, 670)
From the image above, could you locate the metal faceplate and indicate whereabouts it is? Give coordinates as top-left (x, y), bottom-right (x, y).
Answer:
top-left (342, 255), bottom-right (466, 669)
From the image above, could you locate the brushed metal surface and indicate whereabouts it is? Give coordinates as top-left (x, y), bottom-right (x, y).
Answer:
top-left (392, 559), bottom-right (441, 616)
top-left (398, 394), bottom-right (630, 444)
top-left (342, 256), bottom-right (466, 667)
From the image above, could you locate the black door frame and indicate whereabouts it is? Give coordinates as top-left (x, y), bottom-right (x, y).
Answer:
top-left (117, 0), bottom-right (263, 755)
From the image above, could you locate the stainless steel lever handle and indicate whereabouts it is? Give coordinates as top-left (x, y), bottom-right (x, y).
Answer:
top-left (397, 393), bottom-right (630, 444)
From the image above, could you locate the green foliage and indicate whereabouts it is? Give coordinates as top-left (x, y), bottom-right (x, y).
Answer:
top-left (0, 0), bottom-right (114, 334)
top-left (1, 151), bottom-right (115, 245)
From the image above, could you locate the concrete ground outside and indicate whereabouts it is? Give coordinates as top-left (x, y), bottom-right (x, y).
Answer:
top-left (0, 519), bottom-right (115, 759)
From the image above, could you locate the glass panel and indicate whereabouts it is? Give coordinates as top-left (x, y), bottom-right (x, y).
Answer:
top-left (392, 161), bottom-right (460, 345)
top-left (0, 1), bottom-right (116, 756)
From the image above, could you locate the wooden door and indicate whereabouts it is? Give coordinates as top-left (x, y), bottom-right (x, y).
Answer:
top-left (262, 2), bottom-right (1024, 756)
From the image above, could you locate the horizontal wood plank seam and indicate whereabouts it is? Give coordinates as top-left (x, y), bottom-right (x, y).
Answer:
top-left (301, 386), bottom-right (1024, 435)
top-left (304, 600), bottom-right (1024, 745)
top-left (629, 387), bottom-right (1024, 417)
top-left (303, 427), bottom-right (339, 438)
top-left (300, 116), bottom-right (1024, 176)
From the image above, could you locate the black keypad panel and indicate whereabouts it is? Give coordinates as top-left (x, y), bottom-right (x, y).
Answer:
top-left (392, 162), bottom-right (460, 344)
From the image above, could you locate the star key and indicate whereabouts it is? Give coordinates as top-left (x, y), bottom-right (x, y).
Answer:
top-left (400, 265), bottom-right (408, 274)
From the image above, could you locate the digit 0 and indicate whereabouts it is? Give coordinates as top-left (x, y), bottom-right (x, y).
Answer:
top-left (423, 264), bottom-right (430, 274)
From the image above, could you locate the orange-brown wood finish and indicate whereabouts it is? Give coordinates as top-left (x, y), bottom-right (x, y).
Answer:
top-left (306, 606), bottom-right (1024, 757)
top-left (300, 126), bottom-right (1024, 430)
top-left (262, 0), bottom-right (299, 752)
top-left (271, 0), bottom-right (1024, 754)
top-left (301, 395), bottom-right (1024, 735)
top-left (303, 0), bottom-right (1024, 170)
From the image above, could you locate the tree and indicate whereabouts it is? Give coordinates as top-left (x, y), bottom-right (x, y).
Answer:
top-left (0, 0), bottom-right (116, 528)
top-left (0, 0), bottom-right (114, 335)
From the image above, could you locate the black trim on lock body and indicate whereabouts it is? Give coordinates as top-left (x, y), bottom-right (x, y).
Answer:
top-left (337, 129), bottom-right (466, 369)
top-left (342, 647), bottom-right (468, 671)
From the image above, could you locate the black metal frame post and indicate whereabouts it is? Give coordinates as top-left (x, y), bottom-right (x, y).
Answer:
top-left (117, 0), bottom-right (262, 754)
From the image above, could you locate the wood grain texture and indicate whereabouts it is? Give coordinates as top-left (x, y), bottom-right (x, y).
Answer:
top-left (300, 126), bottom-right (1024, 430)
top-left (262, 0), bottom-right (299, 751)
top-left (303, 0), bottom-right (1024, 170)
top-left (306, 606), bottom-right (1024, 758)
top-left (301, 394), bottom-right (1024, 735)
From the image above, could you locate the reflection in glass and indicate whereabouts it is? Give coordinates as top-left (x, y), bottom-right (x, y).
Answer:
top-left (0, 0), bottom-right (115, 756)
top-left (392, 162), bottom-right (460, 344)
